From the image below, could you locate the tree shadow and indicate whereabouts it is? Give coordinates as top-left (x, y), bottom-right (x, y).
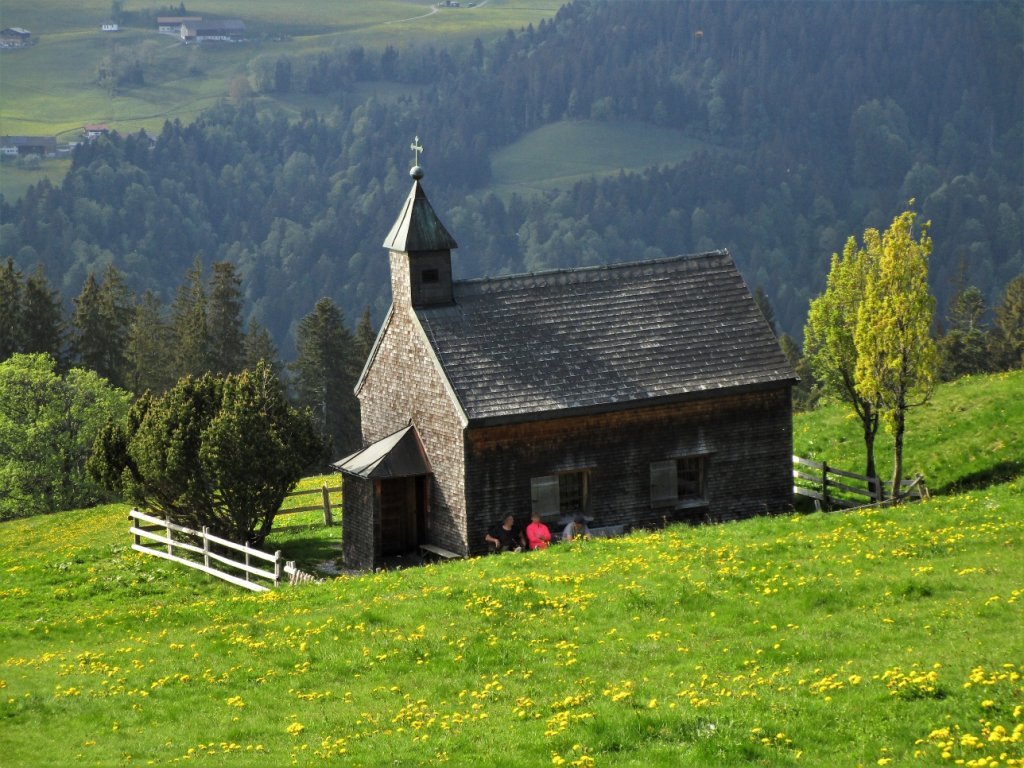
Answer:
top-left (934, 460), bottom-right (1024, 495)
top-left (272, 534), bottom-right (341, 571)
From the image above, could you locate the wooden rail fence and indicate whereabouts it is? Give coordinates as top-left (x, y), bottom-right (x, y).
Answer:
top-left (275, 484), bottom-right (341, 526)
top-left (129, 509), bottom-right (319, 592)
top-left (793, 455), bottom-right (928, 510)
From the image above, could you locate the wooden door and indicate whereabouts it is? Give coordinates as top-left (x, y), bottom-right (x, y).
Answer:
top-left (380, 477), bottom-right (416, 556)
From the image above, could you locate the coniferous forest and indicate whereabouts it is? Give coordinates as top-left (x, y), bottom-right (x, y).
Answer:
top-left (1, 0), bottom-right (1021, 359)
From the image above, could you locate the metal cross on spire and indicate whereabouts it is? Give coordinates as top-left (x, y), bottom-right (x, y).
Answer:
top-left (411, 135), bottom-right (423, 166)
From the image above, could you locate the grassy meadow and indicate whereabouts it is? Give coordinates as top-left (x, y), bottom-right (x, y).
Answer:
top-left (0, 1), bottom-right (723, 206)
top-left (0, 157), bottom-right (72, 202)
top-left (793, 369), bottom-right (1024, 495)
top-left (1, 374), bottom-right (1022, 766)
top-left (0, 0), bottom-right (562, 138)
top-left (488, 120), bottom-right (717, 197)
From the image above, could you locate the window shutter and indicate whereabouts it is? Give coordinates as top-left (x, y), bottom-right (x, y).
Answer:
top-left (531, 475), bottom-right (560, 516)
top-left (650, 460), bottom-right (677, 505)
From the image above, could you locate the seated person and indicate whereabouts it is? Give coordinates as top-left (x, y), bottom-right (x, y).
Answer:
top-left (485, 515), bottom-right (525, 552)
top-left (562, 514), bottom-right (590, 542)
top-left (525, 511), bottom-right (552, 550)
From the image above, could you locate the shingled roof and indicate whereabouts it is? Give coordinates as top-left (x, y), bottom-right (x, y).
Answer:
top-left (413, 251), bottom-right (797, 424)
top-left (383, 180), bottom-right (458, 253)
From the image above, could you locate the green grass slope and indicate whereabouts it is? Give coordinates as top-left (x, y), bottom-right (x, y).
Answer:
top-left (793, 369), bottom-right (1024, 494)
top-left (488, 120), bottom-right (716, 197)
top-left (0, 1), bottom-right (562, 139)
top-left (1, 375), bottom-right (1022, 766)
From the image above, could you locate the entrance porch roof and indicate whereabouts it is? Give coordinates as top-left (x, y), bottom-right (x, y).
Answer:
top-left (331, 425), bottom-right (432, 479)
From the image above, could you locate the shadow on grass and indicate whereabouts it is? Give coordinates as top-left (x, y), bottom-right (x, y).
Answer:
top-left (270, 532), bottom-right (341, 570)
top-left (935, 460), bottom-right (1024, 495)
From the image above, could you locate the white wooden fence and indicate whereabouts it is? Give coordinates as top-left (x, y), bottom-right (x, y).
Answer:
top-left (128, 509), bottom-right (317, 592)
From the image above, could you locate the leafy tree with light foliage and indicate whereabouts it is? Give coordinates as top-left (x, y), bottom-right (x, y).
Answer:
top-left (804, 236), bottom-right (881, 480)
top-left (89, 362), bottom-right (323, 546)
top-left (854, 209), bottom-right (937, 496)
top-left (0, 353), bottom-right (130, 519)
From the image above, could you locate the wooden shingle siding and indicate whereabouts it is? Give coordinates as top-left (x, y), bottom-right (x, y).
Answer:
top-left (463, 386), bottom-right (793, 555)
top-left (341, 475), bottom-right (377, 570)
top-left (342, 173), bottom-right (796, 569)
top-left (357, 305), bottom-right (468, 557)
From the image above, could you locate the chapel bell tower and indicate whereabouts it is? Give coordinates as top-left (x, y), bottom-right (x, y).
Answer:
top-left (382, 137), bottom-right (458, 309)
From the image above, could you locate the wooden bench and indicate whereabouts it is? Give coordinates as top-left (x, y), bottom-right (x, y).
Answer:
top-left (419, 543), bottom-right (463, 562)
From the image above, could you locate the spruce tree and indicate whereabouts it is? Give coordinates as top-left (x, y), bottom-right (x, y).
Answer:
top-left (0, 259), bottom-right (24, 360)
top-left (22, 264), bottom-right (64, 361)
top-left (71, 265), bottom-right (133, 387)
top-left (244, 318), bottom-right (281, 379)
top-left (97, 264), bottom-right (134, 388)
top-left (207, 261), bottom-right (245, 376)
top-left (290, 297), bottom-right (359, 456)
top-left (172, 257), bottom-right (211, 379)
top-left (937, 285), bottom-right (990, 380)
top-left (354, 305), bottom-right (376, 364)
top-left (992, 275), bottom-right (1024, 370)
top-left (126, 291), bottom-right (176, 394)
top-left (753, 285), bottom-right (777, 337)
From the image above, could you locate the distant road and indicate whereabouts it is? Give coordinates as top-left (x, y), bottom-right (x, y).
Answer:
top-left (385, 4), bottom-right (440, 25)
top-left (384, 0), bottom-right (490, 26)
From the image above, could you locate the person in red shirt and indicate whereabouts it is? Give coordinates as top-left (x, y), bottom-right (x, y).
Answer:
top-left (525, 511), bottom-right (552, 550)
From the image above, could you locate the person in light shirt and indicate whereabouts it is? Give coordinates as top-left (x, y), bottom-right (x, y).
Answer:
top-left (562, 514), bottom-right (590, 542)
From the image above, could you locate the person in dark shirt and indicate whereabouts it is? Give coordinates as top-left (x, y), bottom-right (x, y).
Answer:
top-left (485, 515), bottom-right (525, 552)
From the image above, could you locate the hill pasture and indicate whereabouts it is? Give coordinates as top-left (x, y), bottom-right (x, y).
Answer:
top-left (0, 0), bottom-right (562, 136)
top-left (1, 374), bottom-right (1022, 766)
top-left (0, 1), bottom-right (563, 171)
top-left (486, 119), bottom-right (718, 197)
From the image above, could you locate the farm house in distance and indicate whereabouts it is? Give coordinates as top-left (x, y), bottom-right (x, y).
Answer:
top-left (335, 154), bottom-right (797, 570)
top-left (181, 20), bottom-right (245, 44)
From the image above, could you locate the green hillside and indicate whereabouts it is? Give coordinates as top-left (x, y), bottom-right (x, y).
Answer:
top-left (793, 369), bottom-right (1024, 495)
top-left (488, 120), bottom-right (716, 196)
top-left (1, 374), bottom-right (1021, 766)
top-left (0, 0), bottom-right (561, 138)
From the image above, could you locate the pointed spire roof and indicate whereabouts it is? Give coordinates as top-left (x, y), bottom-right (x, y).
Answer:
top-left (382, 175), bottom-right (458, 253)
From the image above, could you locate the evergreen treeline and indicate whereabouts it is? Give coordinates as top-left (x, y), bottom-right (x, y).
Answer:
top-left (0, 257), bottom-right (362, 455)
top-left (0, 0), bottom-right (1021, 347)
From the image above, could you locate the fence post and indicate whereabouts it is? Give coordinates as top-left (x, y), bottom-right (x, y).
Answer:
top-left (821, 462), bottom-right (830, 510)
top-left (203, 527), bottom-right (210, 568)
top-left (273, 551), bottom-right (283, 587)
top-left (870, 476), bottom-right (882, 503)
top-left (322, 484), bottom-right (333, 526)
top-left (166, 518), bottom-right (173, 557)
top-left (130, 509), bottom-right (139, 547)
top-left (245, 547), bottom-right (250, 583)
